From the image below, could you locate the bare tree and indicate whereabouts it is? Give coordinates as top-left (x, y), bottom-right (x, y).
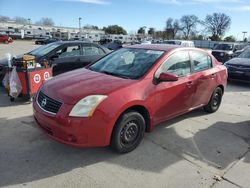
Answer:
top-left (14, 16), bottom-right (28, 24)
top-left (180, 15), bottom-right (199, 39)
top-left (165, 18), bottom-right (180, 39)
top-left (0, 15), bottom-right (10, 22)
top-left (202, 13), bottom-right (231, 40)
top-left (38, 17), bottom-right (55, 26)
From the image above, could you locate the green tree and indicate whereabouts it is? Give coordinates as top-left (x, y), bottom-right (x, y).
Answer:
top-left (209, 34), bottom-right (222, 41)
top-left (138, 27), bottom-right (146, 35)
top-left (148, 27), bottom-right (155, 36)
top-left (103, 25), bottom-right (127, 35)
top-left (224, 35), bottom-right (236, 42)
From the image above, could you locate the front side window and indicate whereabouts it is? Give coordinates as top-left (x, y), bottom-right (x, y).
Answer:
top-left (155, 51), bottom-right (191, 78)
top-left (238, 47), bottom-right (250, 58)
top-left (57, 45), bottom-right (80, 58)
top-left (190, 51), bottom-right (212, 72)
top-left (89, 48), bottom-right (164, 79)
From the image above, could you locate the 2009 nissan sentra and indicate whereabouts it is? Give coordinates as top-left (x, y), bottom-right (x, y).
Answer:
top-left (33, 44), bottom-right (227, 153)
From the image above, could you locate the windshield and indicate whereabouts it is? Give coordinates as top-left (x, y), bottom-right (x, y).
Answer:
top-left (213, 44), bottom-right (234, 51)
top-left (89, 48), bottom-right (164, 79)
top-left (238, 47), bottom-right (250, 58)
top-left (29, 43), bottom-right (60, 57)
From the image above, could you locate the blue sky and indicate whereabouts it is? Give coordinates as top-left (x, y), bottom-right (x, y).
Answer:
top-left (0, 0), bottom-right (250, 39)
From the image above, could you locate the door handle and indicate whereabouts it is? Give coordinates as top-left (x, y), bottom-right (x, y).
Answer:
top-left (211, 73), bottom-right (216, 79)
top-left (186, 81), bottom-right (193, 88)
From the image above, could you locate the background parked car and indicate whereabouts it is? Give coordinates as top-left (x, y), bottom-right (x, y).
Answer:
top-left (0, 34), bottom-right (13, 44)
top-left (103, 40), bottom-right (123, 51)
top-left (35, 38), bottom-right (60, 45)
top-left (0, 41), bottom-right (110, 79)
top-left (224, 46), bottom-right (250, 82)
top-left (212, 42), bottom-right (246, 63)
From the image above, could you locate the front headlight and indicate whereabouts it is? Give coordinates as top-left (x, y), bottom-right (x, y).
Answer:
top-left (69, 95), bottom-right (107, 117)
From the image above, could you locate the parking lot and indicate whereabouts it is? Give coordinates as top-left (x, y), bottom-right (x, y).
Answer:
top-left (0, 41), bottom-right (250, 188)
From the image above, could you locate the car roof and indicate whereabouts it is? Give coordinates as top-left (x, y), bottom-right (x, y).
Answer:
top-left (54, 41), bottom-right (94, 45)
top-left (127, 44), bottom-right (180, 52)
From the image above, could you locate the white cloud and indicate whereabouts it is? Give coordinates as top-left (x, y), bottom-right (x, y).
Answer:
top-left (149, 0), bottom-right (181, 5)
top-left (222, 5), bottom-right (250, 11)
top-left (150, 0), bottom-right (245, 5)
top-left (60, 0), bottom-right (110, 5)
top-left (193, 0), bottom-right (243, 3)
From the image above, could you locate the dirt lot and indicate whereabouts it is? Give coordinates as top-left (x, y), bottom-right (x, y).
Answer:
top-left (0, 41), bottom-right (250, 188)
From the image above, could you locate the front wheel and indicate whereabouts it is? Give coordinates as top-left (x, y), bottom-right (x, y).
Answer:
top-left (204, 87), bottom-right (223, 113)
top-left (111, 111), bottom-right (145, 153)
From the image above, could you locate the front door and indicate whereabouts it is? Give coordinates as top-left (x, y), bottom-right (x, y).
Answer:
top-left (154, 51), bottom-right (195, 123)
top-left (52, 44), bottom-right (81, 75)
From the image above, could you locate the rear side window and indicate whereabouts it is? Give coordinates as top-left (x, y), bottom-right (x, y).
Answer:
top-left (155, 51), bottom-right (191, 77)
top-left (190, 51), bottom-right (212, 72)
top-left (57, 45), bottom-right (81, 57)
top-left (83, 45), bottom-right (105, 56)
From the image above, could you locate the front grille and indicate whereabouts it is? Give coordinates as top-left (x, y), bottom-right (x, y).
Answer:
top-left (212, 51), bottom-right (226, 62)
top-left (37, 91), bottom-right (62, 114)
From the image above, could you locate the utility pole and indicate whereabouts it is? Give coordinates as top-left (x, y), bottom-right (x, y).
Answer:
top-left (79, 17), bottom-right (82, 38)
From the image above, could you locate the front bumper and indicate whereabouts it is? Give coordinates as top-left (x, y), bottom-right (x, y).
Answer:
top-left (33, 99), bottom-right (113, 148)
top-left (227, 67), bottom-right (250, 82)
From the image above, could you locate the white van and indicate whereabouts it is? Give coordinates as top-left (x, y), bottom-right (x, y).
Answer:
top-left (164, 40), bottom-right (195, 47)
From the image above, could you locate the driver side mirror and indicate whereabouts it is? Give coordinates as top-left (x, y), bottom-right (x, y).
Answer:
top-left (155, 72), bottom-right (178, 84)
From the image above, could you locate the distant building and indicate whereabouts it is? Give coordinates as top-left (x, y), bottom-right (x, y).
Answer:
top-left (0, 21), bottom-right (104, 40)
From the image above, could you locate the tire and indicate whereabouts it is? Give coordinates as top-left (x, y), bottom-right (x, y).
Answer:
top-left (204, 87), bottom-right (223, 113)
top-left (111, 111), bottom-right (145, 153)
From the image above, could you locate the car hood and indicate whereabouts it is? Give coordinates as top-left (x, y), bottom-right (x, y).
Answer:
top-left (42, 68), bottom-right (136, 104)
top-left (226, 58), bottom-right (250, 66)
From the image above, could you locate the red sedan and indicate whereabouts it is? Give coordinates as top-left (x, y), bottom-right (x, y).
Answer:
top-left (33, 44), bottom-right (227, 153)
top-left (0, 34), bottom-right (13, 44)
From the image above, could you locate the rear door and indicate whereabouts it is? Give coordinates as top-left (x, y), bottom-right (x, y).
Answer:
top-left (79, 44), bottom-right (106, 67)
top-left (154, 51), bottom-right (195, 123)
top-left (189, 51), bottom-right (218, 107)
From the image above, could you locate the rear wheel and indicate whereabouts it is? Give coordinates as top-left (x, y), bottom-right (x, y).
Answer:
top-left (204, 87), bottom-right (223, 113)
top-left (111, 111), bottom-right (145, 153)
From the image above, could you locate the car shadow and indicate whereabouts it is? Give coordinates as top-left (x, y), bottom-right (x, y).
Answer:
top-left (0, 110), bottom-right (250, 187)
top-left (226, 81), bottom-right (250, 93)
top-left (0, 86), bottom-right (32, 107)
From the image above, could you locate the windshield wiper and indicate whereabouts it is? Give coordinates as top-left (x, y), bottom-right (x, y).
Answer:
top-left (100, 71), bottom-right (130, 79)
